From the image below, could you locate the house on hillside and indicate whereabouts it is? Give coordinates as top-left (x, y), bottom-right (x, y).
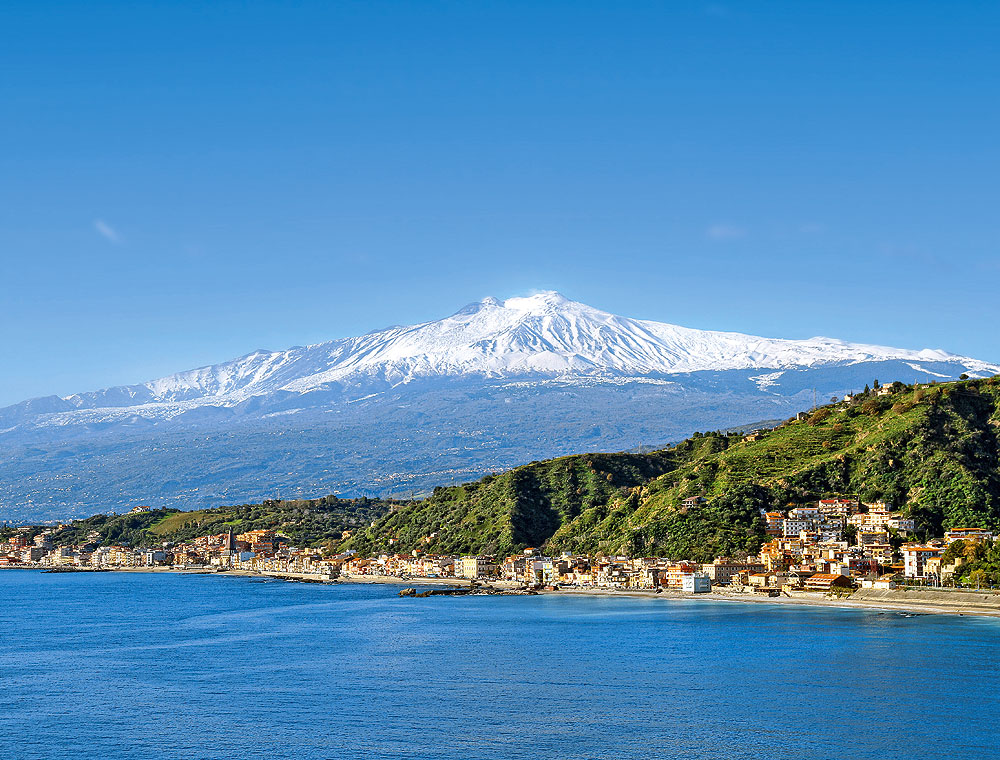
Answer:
top-left (681, 496), bottom-right (707, 509)
top-left (945, 528), bottom-right (994, 544)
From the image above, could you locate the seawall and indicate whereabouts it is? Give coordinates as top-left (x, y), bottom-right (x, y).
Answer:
top-left (850, 587), bottom-right (1000, 614)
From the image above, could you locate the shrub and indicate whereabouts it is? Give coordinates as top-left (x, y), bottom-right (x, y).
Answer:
top-left (809, 408), bottom-right (831, 425)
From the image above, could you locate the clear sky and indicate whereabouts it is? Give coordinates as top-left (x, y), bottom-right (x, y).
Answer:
top-left (1, 1), bottom-right (997, 406)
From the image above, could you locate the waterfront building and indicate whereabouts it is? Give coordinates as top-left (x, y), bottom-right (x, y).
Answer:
top-left (664, 561), bottom-right (700, 589)
top-left (700, 558), bottom-right (766, 586)
top-left (459, 555), bottom-right (497, 580)
top-left (803, 573), bottom-right (853, 591)
top-left (681, 572), bottom-right (711, 593)
top-left (901, 545), bottom-right (944, 579)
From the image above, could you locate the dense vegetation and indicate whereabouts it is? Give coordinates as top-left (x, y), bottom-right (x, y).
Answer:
top-left (347, 377), bottom-right (1000, 561)
top-left (44, 496), bottom-right (396, 549)
top-left (943, 538), bottom-right (1000, 587)
top-left (345, 452), bottom-right (678, 558)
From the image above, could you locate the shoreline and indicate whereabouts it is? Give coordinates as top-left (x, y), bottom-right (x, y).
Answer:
top-left (548, 586), bottom-right (1000, 618)
top-left (10, 566), bottom-right (1000, 619)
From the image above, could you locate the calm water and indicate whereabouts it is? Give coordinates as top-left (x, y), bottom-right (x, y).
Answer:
top-left (1, 571), bottom-right (997, 759)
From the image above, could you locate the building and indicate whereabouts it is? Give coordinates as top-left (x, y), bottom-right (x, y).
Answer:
top-left (458, 555), bottom-right (496, 580)
top-left (783, 518), bottom-right (814, 537)
top-left (763, 512), bottom-right (785, 536)
top-left (803, 573), bottom-right (853, 591)
top-left (237, 530), bottom-right (280, 555)
top-left (945, 528), bottom-right (994, 544)
top-left (818, 498), bottom-right (858, 516)
top-left (789, 506), bottom-right (820, 521)
top-left (860, 576), bottom-right (899, 590)
top-left (887, 516), bottom-right (916, 533)
top-left (664, 561), bottom-right (701, 589)
top-left (681, 573), bottom-right (711, 593)
top-left (923, 555), bottom-right (943, 582)
top-left (142, 549), bottom-right (169, 566)
top-left (747, 572), bottom-right (773, 589)
top-left (901, 545), bottom-right (943, 578)
top-left (700, 558), bottom-right (765, 585)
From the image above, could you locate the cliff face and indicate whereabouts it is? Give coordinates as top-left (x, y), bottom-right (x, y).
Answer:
top-left (349, 378), bottom-right (1000, 561)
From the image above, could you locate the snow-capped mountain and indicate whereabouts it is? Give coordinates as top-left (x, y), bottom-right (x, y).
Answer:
top-left (1, 292), bottom-right (996, 522)
top-left (25, 291), bottom-right (997, 419)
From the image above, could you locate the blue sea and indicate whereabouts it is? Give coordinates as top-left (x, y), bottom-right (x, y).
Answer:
top-left (1, 571), bottom-right (997, 760)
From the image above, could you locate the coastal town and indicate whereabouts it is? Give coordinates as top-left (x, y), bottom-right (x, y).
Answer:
top-left (2, 497), bottom-right (994, 595)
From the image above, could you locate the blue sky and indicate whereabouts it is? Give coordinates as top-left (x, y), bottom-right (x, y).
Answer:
top-left (1, 1), bottom-right (997, 406)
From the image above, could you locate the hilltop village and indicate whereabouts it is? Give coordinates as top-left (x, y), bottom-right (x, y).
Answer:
top-left (2, 497), bottom-right (994, 594)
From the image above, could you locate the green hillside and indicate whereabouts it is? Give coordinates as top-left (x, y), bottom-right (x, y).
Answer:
top-left (347, 377), bottom-right (1000, 561)
top-left (45, 496), bottom-right (396, 549)
top-left (346, 451), bottom-right (678, 558)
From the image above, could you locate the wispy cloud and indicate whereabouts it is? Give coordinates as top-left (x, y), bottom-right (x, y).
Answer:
top-left (93, 219), bottom-right (122, 244)
top-left (706, 224), bottom-right (747, 241)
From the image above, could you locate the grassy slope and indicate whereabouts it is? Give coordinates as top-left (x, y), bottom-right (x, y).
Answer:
top-left (345, 452), bottom-right (678, 558)
top-left (350, 378), bottom-right (1000, 561)
top-left (47, 496), bottom-right (396, 549)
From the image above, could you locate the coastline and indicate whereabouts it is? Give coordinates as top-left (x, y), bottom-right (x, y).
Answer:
top-left (236, 572), bottom-right (1000, 618)
top-left (10, 565), bottom-right (1000, 619)
top-left (549, 586), bottom-right (1000, 618)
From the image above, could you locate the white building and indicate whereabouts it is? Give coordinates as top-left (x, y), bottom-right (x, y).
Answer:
top-left (783, 519), bottom-right (814, 537)
top-left (681, 573), bottom-right (711, 593)
top-left (902, 545), bottom-right (943, 578)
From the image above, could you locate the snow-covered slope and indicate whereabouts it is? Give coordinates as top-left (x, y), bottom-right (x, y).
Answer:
top-left (46, 291), bottom-right (1000, 414)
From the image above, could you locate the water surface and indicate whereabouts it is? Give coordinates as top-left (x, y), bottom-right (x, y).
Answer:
top-left (1, 570), bottom-right (996, 759)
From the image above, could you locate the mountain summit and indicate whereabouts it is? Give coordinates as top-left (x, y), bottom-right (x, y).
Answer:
top-left (1, 292), bottom-right (996, 522)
